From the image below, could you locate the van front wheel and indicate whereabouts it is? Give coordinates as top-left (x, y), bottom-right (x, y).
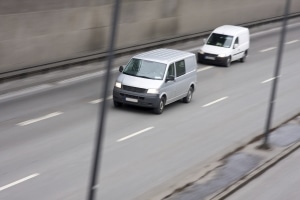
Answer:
top-left (183, 87), bottom-right (193, 103)
top-left (224, 57), bottom-right (231, 67)
top-left (154, 97), bottom-right (165, 114)
top-left (114, 100), bottom-right (123, 107)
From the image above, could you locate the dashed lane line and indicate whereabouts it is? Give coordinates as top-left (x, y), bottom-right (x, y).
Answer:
top-left (259, 47), bottom-right (276, 53)
top-left (202, 97), bottom-right (228, 107)
top-left (285, 40), bottom-right (299, 45)
top-left (89, 95), bottom-right (113, 104)
top-left (261, 76), bottom-right (281, 84)
top-left (197, 66), bottom-right (213, 72)
top-left (0, 173), bottom-right (40, 191)
top-left (117, 127), bottom-right (154, 142)
top-left (17, 112), bottom-right (63, 126)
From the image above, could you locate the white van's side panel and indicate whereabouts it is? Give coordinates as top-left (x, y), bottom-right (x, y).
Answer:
top-left (231, 29), bottom-right (250, 61)
top-left (165, 55), bottom-right (197, 105)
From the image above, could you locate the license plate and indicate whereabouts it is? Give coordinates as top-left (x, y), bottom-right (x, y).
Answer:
top-left (205, 56), bottom-right (215, 60)
top-left (126, 97), bottom-right (138, 103)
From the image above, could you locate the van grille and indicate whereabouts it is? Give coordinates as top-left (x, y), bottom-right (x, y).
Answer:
top-left (204, 53), bottom-right (218, 57)
top-left (123, 85), bottom-right (147, 93)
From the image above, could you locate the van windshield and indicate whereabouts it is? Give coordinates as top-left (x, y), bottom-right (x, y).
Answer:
top-left (206, 33), bottom-right (233, 48)
top-left (123, 58), bottom-right (166, 80)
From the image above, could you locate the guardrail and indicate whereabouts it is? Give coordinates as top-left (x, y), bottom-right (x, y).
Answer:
top-left (1, 13), bottom-right (299, 80)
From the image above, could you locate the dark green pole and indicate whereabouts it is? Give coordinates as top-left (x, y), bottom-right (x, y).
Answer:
top-left (87, 0), bottom-right (121, 199)
top-left (259, 0), bottom-right (291, 149)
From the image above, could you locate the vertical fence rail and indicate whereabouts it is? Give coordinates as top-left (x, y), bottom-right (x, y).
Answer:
top-left (259, 0), bottom-right (291, 149)
top-left (87, 0), bottom-right (121, 200)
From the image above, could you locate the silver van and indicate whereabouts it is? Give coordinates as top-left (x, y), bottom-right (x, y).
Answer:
top-left (113, 48), bottom-right (197, 114)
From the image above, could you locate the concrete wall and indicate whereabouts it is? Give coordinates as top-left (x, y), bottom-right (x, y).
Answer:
top-left (1, 0), bottom-right (300, 74)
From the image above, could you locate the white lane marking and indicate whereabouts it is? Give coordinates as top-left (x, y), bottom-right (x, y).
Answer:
top-left (17, 112), bottom-right (63, 126)
top-left (185, 47), bottom-right (201, 52)
top-left (197, 66), bottom-right (213, 72)
top-left (89, 99), bottom-right (103, 104)
top-left (89, 95), bottom-right (113, 104)
top-left (91, 99), bottom-right (103, 104)
top-left (251, 22), bottom-right (300, 38)
top-left (0, 173), bottom-right (39, 191)
top-left (202, 96), bottom-right (228, 107)
top-left (0, 84), bottom-right (52, 102)
top-left (260, 47), bottom-right (276, 52)
top-left (117, 127), bottom-right (154, 142)
top-left (285, 40), bottom-right (299, 45)
top-left (261, 76), bottom-right (281, 83)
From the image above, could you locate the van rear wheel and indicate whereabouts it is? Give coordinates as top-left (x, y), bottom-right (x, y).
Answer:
top-left (183, 87), bottom-right (193, 103)
top-left (154, 97), bottom-right (165, 114)
top-left (240, 50), bottom-right (247, 62)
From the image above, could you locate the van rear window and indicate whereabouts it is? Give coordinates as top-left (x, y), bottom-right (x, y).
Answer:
top-left (207, 33), bottom-right (233, 48)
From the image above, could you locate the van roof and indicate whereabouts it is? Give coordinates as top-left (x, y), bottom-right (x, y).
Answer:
top-left (133, 48), bottom-right (194, 64)
top-left (213, 25), bottom-right (249, 36)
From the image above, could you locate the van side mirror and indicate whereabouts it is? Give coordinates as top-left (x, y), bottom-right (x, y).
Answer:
top-left (203, 38), bottom-right (207, 44)
top-left (119, 66), bottom-right (123, 72)
top-left (166, 75), bottom-right (175, 82)
top-left (233, 44), bottom-right (238, 49)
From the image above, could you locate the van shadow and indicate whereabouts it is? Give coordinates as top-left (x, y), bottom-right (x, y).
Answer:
top-left (110, 100), bottom-right (186, 115)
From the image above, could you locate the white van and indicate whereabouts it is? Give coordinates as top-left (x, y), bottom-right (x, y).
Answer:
top-left (113, 48), bottom-right (197, 114)
top-left (197, 25), bottom-right (250, 67)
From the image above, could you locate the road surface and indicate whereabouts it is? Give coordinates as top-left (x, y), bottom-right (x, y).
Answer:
top-left (0, 21), bottom-right (300, 200)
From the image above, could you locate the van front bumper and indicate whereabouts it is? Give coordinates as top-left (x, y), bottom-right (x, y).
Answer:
top-left (113, 88), bottom-right (160, 108)
top-left (197, 53), bottom-right (228, 65)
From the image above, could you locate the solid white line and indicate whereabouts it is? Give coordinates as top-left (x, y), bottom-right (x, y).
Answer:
top-left (89, 95), bottom-right (113, 104)
top-left (285, 40), bottom-right (299, 45)
top-left (185, 47), bottom-right (201, 52)
top-left (0, 84), bottom-right (52, 102)
top-left (57, 71), bottom-right (106, 84)
top-left (17, 112), bottom-right (63, 126)
top-left (202, 97), bottom-right (228, 107)
top-left (0, 173), bottom-right (39, 191)
top-left (117, 127), bottom-right (154, 142)
top-left (260, 47), bottom-right (276, 52)
top-left (197, 66), bottom-right (213, 72)
top-left (261, 76), bottom-right (281, 83)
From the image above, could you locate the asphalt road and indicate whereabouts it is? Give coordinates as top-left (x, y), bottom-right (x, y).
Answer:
top-left (227, 148), bottom-right (300, 200)
top-left (0, 22), bottom-right (300, 200)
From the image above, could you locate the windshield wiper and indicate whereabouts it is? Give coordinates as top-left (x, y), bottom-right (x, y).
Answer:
top-left (137, 75), bottom-right (152, 79)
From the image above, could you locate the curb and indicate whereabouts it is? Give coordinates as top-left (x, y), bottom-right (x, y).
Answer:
top-left (209, 141), bottom-right (300, 200)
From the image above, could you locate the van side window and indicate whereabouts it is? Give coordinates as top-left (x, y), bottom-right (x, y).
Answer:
top-left (175, 60), bottom-right (186, 77)
top-left (167, 63), bottom-right (175, 77)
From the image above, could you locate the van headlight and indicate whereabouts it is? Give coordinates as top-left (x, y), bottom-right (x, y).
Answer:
top-left (198, 50), bottom-right (204, 54)
top-left (218, 54), bottom-right (227, 58)
top-left (115, 82), bottom-right (122, 88)
top-left (147, 89), bottom-right (159, 94)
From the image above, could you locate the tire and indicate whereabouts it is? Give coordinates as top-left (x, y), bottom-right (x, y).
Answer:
top-left (197, 53), bottom-right (201, 64)
top-left (114, 100), bottom-right (123, 107)
top-left (224, 57), bottom-right (231, 67)
top-left (153, 97), bottom-right (165, 114)
top-left (240, 51), bottom-right (247, 63)
top-left (183, 87), bottom-right (193, 103)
